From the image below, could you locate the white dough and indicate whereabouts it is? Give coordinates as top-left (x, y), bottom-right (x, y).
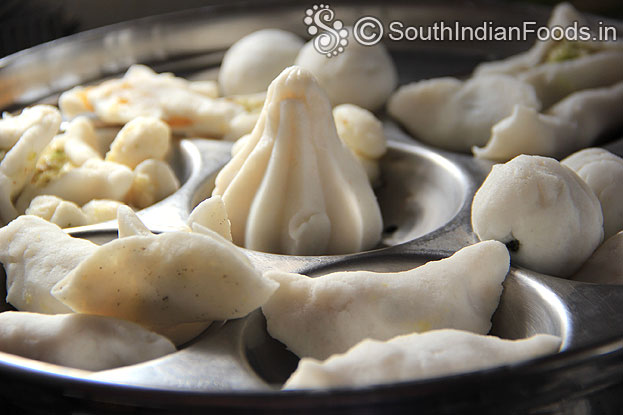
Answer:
top-left (388, 75), bottom-right (540, 152)
top-left (25, 195), bottom-right (88, 228)
top-left (472, 105), bottom-right (576, 161)
top-left (58, 64), bottom-right (244, 138)
top-left (51, 227), bottom-right (279, 335)
top-left (218, 29), bottom-right (304, 95)
top-left (126, 158), bottom-right (180, 209)
top-left (473, 82), bottom-right (623, 161)
top-left (212, 66), bottom-right (383, 255)
top-left (262, 240), bottom-right (509, 360)
top-left (188, 196), bottom-right (232, 241)
top-left (82, 199), bottom-right (126, 225)
top-left (518, 50), bottom-right (623, 109)
top-left (284, 330), bottom-right (561, 389)
top-left (572, 231), bottom-right (623, 284)
top-left (0, 311), bottom-right (175, 371)
top-left (472, 155), bottom-right (603, 277)
top-left (0, 215), bottom-right (97, 314)
top-left (117, 205), bottom-right (151, 238)
top-left (333, 104), bottom-right (387, 184)
top-left (58, 116), bottom-right (102, 166)
top-left (106, 116), bottom-right (171, 169)
top-left (0, 105), bottom-right (61, 225)
top-left (475, 3), bottom-right (623, 78)
top-left (562, 148), bottom-right (623, 239)
top-left (16, 158), bottom-right (134, 211)
top-left (295, 37), bottom-right (397, 111)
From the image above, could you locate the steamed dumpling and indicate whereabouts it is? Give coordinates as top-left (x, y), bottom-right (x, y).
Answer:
top-left (59, 64), bottom-right (244, 138)
top-left (0, 311), bottom-right (175, 371)
top-left (562, 148), bottom-right (623, 239)
top-left (284, 329), bottom-right (561, 389)
top-left (473, 83), bottom-right (623, 161)
top-left (472, 155), bottom-right (603, 277)
top-left (388, 75), bottom-right (540, 152)
top-left (295, 36), bottom-right (397, 111)
top-left (0, 215), bottom-right (97, 314)
top-left (0, 105), bottom-right (61, 225)
top-left (115, 207), bottom-right (212, 344)
top-left (51, 219), bottom-right (279, 336)
top-left (262, 241), bottom-right (509, 360)
top-left (212, 66), bottom-right (383, 255)
top-left (218, 29), bottom-right (304, 95)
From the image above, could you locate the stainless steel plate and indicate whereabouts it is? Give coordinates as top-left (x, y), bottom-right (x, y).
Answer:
top-left (0, 1), bottom-right (622, 414)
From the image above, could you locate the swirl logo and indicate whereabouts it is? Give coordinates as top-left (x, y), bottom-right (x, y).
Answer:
top-left (304, 4), bottom-right (349, 57)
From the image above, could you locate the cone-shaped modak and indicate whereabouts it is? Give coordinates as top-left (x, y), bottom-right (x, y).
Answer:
top-left (213, 66), bottom-right (383, 255)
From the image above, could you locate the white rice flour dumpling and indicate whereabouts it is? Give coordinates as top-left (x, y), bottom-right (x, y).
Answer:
top-left (262, 240), bottom-right (510, 360)
top-left (212, 66), bottom-right (383, 255)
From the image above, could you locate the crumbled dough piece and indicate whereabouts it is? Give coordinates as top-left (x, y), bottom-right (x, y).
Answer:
top-left (25, 195), bottom-right (87, 228)
top-left (472, 155), bottom-right (603, 277)
top-left (213, 66), bottom-right (383, 255)
top-left (562, 148), bottom-right (623, 239)
top-left (295, 34), bottom-right (397, 111)
top-left (284, 330), bottom-right (561, 389)
top-left (0, 105), bottom-right (61, 225)
top-left (25, 196), bottom-right (126, 228)
top-left (0, 311), bottom-right (176, 371)
top-left (16, 158), bottom-right (134, 212)
top-left (262, 241), bottom-right (509, 360)
top-left (333, 104), bottom-right (387, 184)
top-left (125, 158), bottom-right (180, 209)
top-left (218, 29), bottom-right (304, 95)
top-left (58, 64), bottom-right (244, 138)
top-left (105, 116), bottom-right (171, 169)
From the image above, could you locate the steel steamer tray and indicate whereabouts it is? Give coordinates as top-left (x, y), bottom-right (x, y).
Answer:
top-left (0, 1), bottom-right (622, 414)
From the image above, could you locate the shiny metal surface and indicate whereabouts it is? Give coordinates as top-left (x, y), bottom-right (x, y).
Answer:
top-left (0, 1), bottom-right (622, 413)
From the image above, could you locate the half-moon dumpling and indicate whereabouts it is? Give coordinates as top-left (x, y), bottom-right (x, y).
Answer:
top-left (0, 311), bottom-right (175, 371)
top-left (51, 223), bottom-right (279, 336)
top-left (284, 329), bottom-right (561, 389)
top-left (262, 240), bottom-right (509, 360)
top-left (0, 215), bottom-right (97, 314)
top-left (212, 66), bottom-right (383, 255)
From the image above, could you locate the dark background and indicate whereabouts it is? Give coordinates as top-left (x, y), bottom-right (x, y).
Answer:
top-left (1, 0), bottom-right (622, 58)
